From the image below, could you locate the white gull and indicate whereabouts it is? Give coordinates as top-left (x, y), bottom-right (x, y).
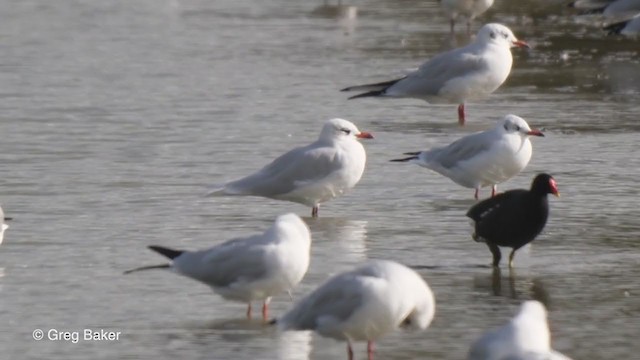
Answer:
top-left (206, 118), bottom-right (373, 217)
top-left (391, 114), bottom-right (543, 199)
top-left (341, 23), bottom-right (529, 126)
top-left (124, 213), bottom-right (311, 320)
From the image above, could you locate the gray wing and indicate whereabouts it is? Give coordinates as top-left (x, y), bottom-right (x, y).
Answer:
top-left (191, 235), bottom-right (272, 287)
top-left (387, 44), bottom-right (488, 97)
top-left (423, 130), bottom-right (495, 169)
top-left (223, 142), bottom-right (341, 197)
top-left (279, 273), bottom-right (365, 330)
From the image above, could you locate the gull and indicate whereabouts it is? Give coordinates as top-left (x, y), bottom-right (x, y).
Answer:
top-left (124, 213), bottom-right (312, 320)
top-left (570, 0), bottom-right (640, 19)
top-left (206, 118), bottom-right (373, 217)
top-left (440, 0), bottom-right (495, 34)
top-left (275, 260), bottom-right (435, 360)
top-left (466, 173), bottom-right (559, 268)
top-left (391, 114), bottom-right (544, 199)
top-left (468, 300), bottom-right (573, 360)
top-left (0, 205), bottom-right (9, 245)
top-left (341, 23), bottom-right (529, 126)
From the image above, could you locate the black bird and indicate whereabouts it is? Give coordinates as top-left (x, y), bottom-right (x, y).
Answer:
top-left (466, 173), bottom-right (559, 268)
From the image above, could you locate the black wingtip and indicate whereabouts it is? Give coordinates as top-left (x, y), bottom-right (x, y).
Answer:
top-left (603, 21), bottom-right (628, 35)
top-left (347, 90), bottom-right (385, 100)
top-left (148, 245), bottom-right (184, 260)
top-left (390, 155), bottom-right (418, 162)
top-left (123, 263), bottom-right (171, 275)
top-left (268, 318), bottom-right (277, 325)
top-left (4, 217), bottom-right (12, 221)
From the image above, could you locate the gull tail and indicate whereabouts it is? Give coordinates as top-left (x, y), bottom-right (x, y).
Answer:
top-left (390, 151), bottom-right (421, 162)
top-left (341, 78), bottom-right (402, 99)
top-left (123, 263), bottom-right (171, 275)
top-left (149, 245), bottom-right (184, 260)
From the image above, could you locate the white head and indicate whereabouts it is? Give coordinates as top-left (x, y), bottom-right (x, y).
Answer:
top-left (272, 213), bottom-right (311, 245)
top-left (512, 300), bottom-right (551, 351)
top-left (498, 114), bottom-right (544, 138)
top-left (318, 118), bottom-right (374, 143)
top-left (516, 300), bottom-right (548, 321)
top-left (476, 23), bottom-right (530, 49)
top-left (0, 205), bottom-right (8, 245)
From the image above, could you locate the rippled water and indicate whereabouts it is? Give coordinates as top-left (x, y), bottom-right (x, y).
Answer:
top-left (1, 0), bottom-right (639, 359)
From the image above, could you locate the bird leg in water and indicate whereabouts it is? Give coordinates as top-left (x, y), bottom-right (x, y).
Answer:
top-left (491, 185), bottom-right (497, 197)
top-left (450, 18), bottom-right (455, 33)
top-left (508, 249), bottom-right (517, 268)
top-left (474, 188), bottom-right (479, 200)
top-left (347, 341), bottom-right (354, 360)
top-left (262, 297), bottom-right (271, 320)
top-left (488, 243), bottom-right (502, 267)
top-left (311, 205), bottom-right (319, 217)
top-left (458, 103), bottom-right (465, 125)
top-left (367, 341), bottom-right (375, 360)
top-left (246, 303), bottom-right (252, 319)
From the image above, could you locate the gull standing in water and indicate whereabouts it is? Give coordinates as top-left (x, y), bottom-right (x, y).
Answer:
top-left (391, 114), bottom-right (544, 199)
top-left (124, 213), bottom-right (311, 320)
top-left (440, 0), bottom-right (495, 34)
top-left (275, 260), bottom-right (435, 360)
top-left (206, 118), bottom-right (373, 217)
top-left (468, 300), bottom-right (573, 360)
top-left (341, 23), bottom-right (529, 126)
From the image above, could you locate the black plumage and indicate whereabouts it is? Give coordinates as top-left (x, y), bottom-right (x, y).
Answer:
top-left (466, 173), bottom-right (560, 268)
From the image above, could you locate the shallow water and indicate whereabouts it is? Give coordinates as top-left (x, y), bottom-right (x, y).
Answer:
top-left (0, 0), bottom-right (639, 359)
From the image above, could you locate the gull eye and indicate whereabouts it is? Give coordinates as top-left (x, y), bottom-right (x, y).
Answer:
top-left (502, 32), bottom-right (509, 39)
top-left (490, 31), bottom-right (496, 39)
top-left (340, 128), bottom-right (351, 135)
top-left (515, 125), bottom-right (521, 131)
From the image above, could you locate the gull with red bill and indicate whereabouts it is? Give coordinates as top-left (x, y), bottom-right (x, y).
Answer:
top-left (391, 114), bottom-right (543, 199)
top-left (206, 118), bottom-right (373, 217)
top-left (341, 23), bottom-right (530, 125)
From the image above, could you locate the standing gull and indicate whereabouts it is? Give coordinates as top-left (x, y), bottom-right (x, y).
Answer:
top-left (341, 23), bottom-right (529, 125)
top-left (440, 0), bottom-right (495, 34)
top-left (124, 213), bottom-right (311, 320)
top-left (466, 173), bottom-right (559, 268)
top-left (391, 114), bottom-right (544, 199)
top-left (206, 118), bottom-right (373, 217)
top-left (468, 300), bottom-right (573, 360)
top-left (275, 260), bottom-right (435, 360)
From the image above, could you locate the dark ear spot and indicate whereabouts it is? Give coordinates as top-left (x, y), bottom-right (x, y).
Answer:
top-left (503, 123), bottom-right (509, 131)
top-left (490, 31), bottom-right (496, 39)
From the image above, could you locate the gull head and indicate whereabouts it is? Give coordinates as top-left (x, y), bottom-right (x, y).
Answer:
top-left (319, 118), bottom-right (374, 142)
top-left (499, 114), bottom-right (544, 138)
top-left (273, 213), bottom-right (311, 243)
top-left (476, 23), bottom-right (530, 49)
top-left (517, 300), bottom-right (548, 321)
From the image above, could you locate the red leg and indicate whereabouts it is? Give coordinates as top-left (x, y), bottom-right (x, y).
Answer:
top-left (347, 342), bottom-right (354, 360)
top-left (262, 302), bottom-right (269, 320)
top-left (246, 303), bottom-right (252, 319)
top-left (474, 188), bottom-right (479, 200)
top-left (367, 341), bottom-right (375, 360)
top-left (491, 185), bottom-right (497, 197)
top-left (311, 206), bottom-right (319, 217)
top-left (458, 103), bottom-right (465, 126)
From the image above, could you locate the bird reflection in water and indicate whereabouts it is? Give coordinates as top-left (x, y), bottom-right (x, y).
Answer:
top-left (481, 267), bottom-right (551, 306)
